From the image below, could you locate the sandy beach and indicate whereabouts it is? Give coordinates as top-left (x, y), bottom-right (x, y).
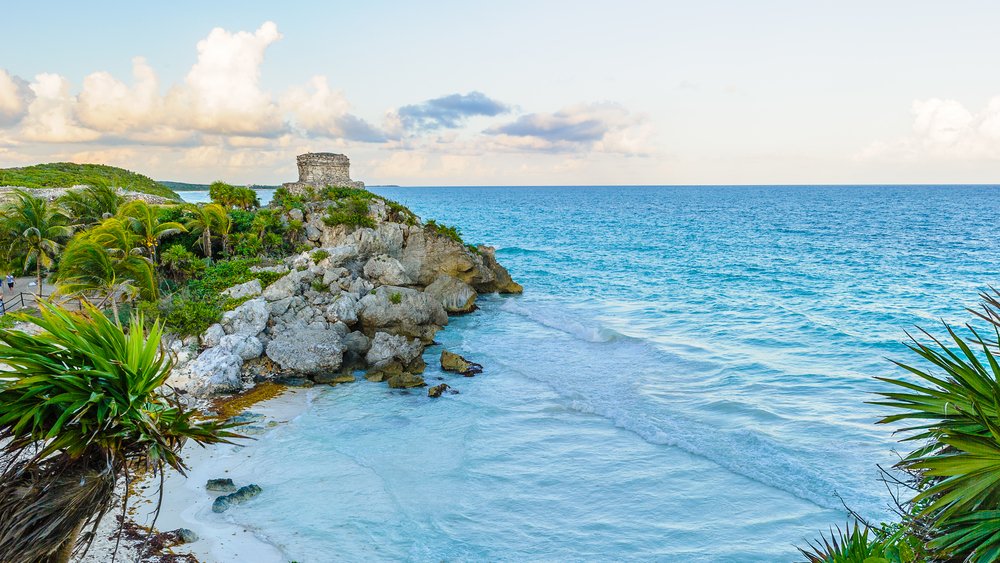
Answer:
top-left (78, 387), bottom-right (321, 563)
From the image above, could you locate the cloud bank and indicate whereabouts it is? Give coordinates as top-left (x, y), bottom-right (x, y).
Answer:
top-left (861, 96), bottom-right (1000, 161)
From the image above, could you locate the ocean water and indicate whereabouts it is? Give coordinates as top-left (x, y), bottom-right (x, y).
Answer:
top-left (182, 185), bottom-right (1000, 562)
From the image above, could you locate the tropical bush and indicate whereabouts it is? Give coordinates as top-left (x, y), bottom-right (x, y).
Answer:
top-left (209, 181), bottom-right (258, 210)
top-left (1, 189), bottom-right (72, 294)
top-left (160, 294), bottom-right (223, 336)
top-left (0, 303), bottom-right (236, 560)
top-left (801, 288), bottom-right (1000, 562)
top-left (323, 195), bottom-right (375, 228)
top-left (425, 219), bottom-right (463, 244)
top-left (186, 258), bottom-right (283, 299)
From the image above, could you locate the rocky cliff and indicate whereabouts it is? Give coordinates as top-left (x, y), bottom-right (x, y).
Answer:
top-left (169, 192), bottom-right (521, 397)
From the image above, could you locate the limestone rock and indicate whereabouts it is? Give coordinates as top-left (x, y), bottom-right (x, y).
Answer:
top-left (185, 347), bottom-right (244, 395)
top-left (206, 478), bottom-right (236, 492)
top-left (424, 274), bottom-right (477, 313)
top-left (221, 278), bottom-right (262, 300)
top-left (217, 333), bottom-right (263, 361)
top-left (441, 350), bottom-right (484, 377)
top-left (325, 292), bottom-right (360, 325)
top-left (343, 331), bottom-right (371, 355)
top-left (476, 245), bottom-right (523, 294)
top-left (200, 323), bottom-right (225, 348)
top-left (428, 383), bottom-right (449, 398)
top-left (365, 331), bottom-right (423, 369)
top-left (265, 328), bottom-right (345, 374)
top-left (222, 298), bottom-right (269, 337)
top-left (400, 226), bottom-right (494, 287)
top-left (363, 254), bottom-right (412, 286)
top-left (357, 286), bottom-right (448, 342)
top-left (387, 373), bottom-right (426, 388)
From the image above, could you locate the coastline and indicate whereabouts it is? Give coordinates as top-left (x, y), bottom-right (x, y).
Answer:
top-left (80, 387), bottom-right (320, 563)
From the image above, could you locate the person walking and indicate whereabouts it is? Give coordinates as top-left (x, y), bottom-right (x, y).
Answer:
top-left (5, 274), bottom-right (13, 294)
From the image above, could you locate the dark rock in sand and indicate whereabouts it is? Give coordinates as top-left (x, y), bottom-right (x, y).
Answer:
top-left (172, 528), bottom-right (199, 544)
top-left (206, 478), bottom-right (237, 492)
top-left (212, 484), bottom-right (263, 513)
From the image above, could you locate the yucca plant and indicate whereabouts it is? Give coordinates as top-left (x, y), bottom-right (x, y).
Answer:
top-left (0, 302), bottom-right (239, 562)
top-left (798, 522), bottom-right (893, 563)
top-left (872, 289), bottom-right (1000, 562)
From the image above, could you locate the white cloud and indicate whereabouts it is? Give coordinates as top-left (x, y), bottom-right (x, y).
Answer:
top-left (281, 76), bottom-right (387, 141)
top-left (170, 21), bottom-right (285, 136)
top-left (0, 69), bottom-right (33, 126)
top-left (861, 96), bottom-right (1000, 161)
top-left (20, 73), bottom-right (100, 143)
top-left (77, 57), bottom-right (163, 133)
top-left (486, 102), bottom-right (651, 155)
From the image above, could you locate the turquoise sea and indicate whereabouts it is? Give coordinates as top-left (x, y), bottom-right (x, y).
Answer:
top-left (181, 185), bottom-right (999, 562)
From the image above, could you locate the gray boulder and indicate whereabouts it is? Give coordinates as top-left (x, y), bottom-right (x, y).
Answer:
top-left (221, 278), bottom-right (262, 300)
top-left (363, 254), bottom-right (412, 286)
top-left (424, 274), bottom-right (477, 314)
top-left (265, 328), bottom-right (345, 374)
top-left (358, 286), bottom-right (448, 342)
top-left (221, 298), bottom-right (268, 337)
top-left (200, 323), bottom-right (225, 348)
top-left (217, 333), bottom-right (263, 361)
top-left (185, 347), bottom-right (244, 395)
top-left (365, 331), bottom-right (424, 369)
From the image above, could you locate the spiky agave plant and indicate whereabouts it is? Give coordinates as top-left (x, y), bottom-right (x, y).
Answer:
top-left (798, 522), bottom-right (893, 563)
top-left (0, 302), bottom-right (238, 562)
top-left (872, 289), bottom-right (1000, 562)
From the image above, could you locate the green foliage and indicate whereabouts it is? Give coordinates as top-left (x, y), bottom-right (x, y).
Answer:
top-left (232, 232), bottom-right (264, 257)
top-left (0, 162), bottom-right (179, 200)
top-left (272, 187), bottom-right (306, 210)
top-left (209, 181), bottom-right (259, 210)
top-left (228, 209), bottom-right (256, 233)
top-left (58, 184), bottom-right (124, 227)
top-left (162, 294), bottom-right (223, 336)
top-left (798, 522), bottom-right (895, 563)
top-left (56, 236), bottom-right (156, 316)
top-left (117, 200), bottom-right (185, 262)
top-left (0, 303), bottom-right (236, 558)
top-left (1, 189), bottom-right (72, 290)
top-left (322, 196), bottom-right (375, 228)
top-left (311, 249), bottom-right (330, 262)
top-left (310, 279), bottom-right (328, 293)
top-left (160, 244), bottom-right (206, 281)
top-left (389, 291), bottom-right (402, 304)
top-left (186, 258), bottom-right (282, 299)
top-left (425, 219), bottom-right (463, 244)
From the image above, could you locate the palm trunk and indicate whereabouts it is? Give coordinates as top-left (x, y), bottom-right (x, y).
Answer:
top-left (110, 294), bottom-right (119, 322)
top-left (204, 227), bottom-right (212, 259)
top-left (36, 261), bottom-right (43, 299)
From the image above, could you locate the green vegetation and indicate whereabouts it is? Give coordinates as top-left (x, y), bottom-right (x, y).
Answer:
top-left (389, 291), bottom-right (403, 304)
top-left (0, 162), bottom-right (180, 200)
top-left (186, 258), bottom-right (283, 299)
top-left (800, 289), bottom-right (1000, 562)
top-left (311, 279), bottom-right (328, 293)
top-left (208, 181), bottom-right (259, 210)
top-left (2, 189), bottom-right (72, 295)
top-left (0, 303), bottom-right (236, 559)
top-left (323, 195), bottom-right (376, 228)
top-left (425, 219), bottom-right (463, 244)
top-left (311, 249), bottom-right (330, 262)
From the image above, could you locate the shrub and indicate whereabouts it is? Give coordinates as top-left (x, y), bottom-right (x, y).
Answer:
top-left (311, 249), bottom-right (330, 262)
top-left (311, 279), bottom-right (328, 292)
top-left (163, 295), bottom-right (223, 336)
top-left (272, 187), bottom-right (305, 210)
top-left (187, 258), bottom-right (283, 299)
top-left (389, 292), bottom-right (402, 304)
top-left (322, 196), bottom-right (375, 229)
top-left (425, 219), bottom-right (463, 244)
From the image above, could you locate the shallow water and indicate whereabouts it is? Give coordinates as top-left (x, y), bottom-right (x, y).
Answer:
top-left (188, 185), bottom-right (1000, 561)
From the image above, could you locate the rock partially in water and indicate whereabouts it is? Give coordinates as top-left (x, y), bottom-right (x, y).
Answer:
top-left (428, 383), bottom-right (449, 398)
top-left (212, 484), bottom-right (263, 513)
top-left (314, 371), bottom-right (356, 385)
top-left (387, 373), bottom-right (426, 389)
top-left (440, 350), bottom-right (484, 377)
top-left (424, 274), bottom-right (477, 314)
top-left (206, 478), bottom-right (237, 492)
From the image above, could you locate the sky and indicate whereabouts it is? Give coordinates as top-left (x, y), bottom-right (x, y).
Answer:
top-left (2, 0), bottom-right (1000, 186)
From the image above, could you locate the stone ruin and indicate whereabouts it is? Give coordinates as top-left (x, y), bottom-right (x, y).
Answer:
top-left (281, 153), bottom-right (365, 194)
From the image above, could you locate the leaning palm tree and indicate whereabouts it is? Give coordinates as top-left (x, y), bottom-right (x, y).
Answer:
top-left (0, 303), bottom-right (238, 561)
top-left (56, 237), bottom-right (155, 319)
top-left (1, 190), bottom-right (72, 297)
top-left (183, 203), bottom-right (227, 259)
top-left (58, 184), bottom-right (123, 228)
top-left (117, 201), bottom-right (185, 263)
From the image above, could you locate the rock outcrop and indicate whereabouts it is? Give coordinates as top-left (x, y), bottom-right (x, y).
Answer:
top-left (168, 178), bottom-right (519, 397)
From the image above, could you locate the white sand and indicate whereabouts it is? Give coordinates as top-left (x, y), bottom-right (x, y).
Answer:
top-left (76, 386), bottom-right (320, 562)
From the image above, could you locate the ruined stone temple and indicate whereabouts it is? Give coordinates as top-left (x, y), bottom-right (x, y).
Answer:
top-left (281, 152), bottom-right (365, 194)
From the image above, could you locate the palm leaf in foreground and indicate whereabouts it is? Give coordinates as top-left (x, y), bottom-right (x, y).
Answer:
top-left (0, 302), bottom-right (240, 562)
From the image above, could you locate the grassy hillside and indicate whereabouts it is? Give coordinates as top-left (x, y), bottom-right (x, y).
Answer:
top-left (0, 163), bottom-right (180, 200)
top-left (160, 180), bottom-right (279, 192)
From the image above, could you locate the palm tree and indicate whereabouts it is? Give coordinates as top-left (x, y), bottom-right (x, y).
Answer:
top-left (56, 237), bottom-right (155, 319)
top-left (160, 243), bottom-right (204, 282)
top-left (58, 185), bottom-right (123, 228)
top-left (117, 201), bottom-right (184, 263)
top-left (183, 203), bottom-right (227, 259)
top-left (2, 190), bottom-right (72, 297)
top-left (0, 302), bottom-right (238, 561)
